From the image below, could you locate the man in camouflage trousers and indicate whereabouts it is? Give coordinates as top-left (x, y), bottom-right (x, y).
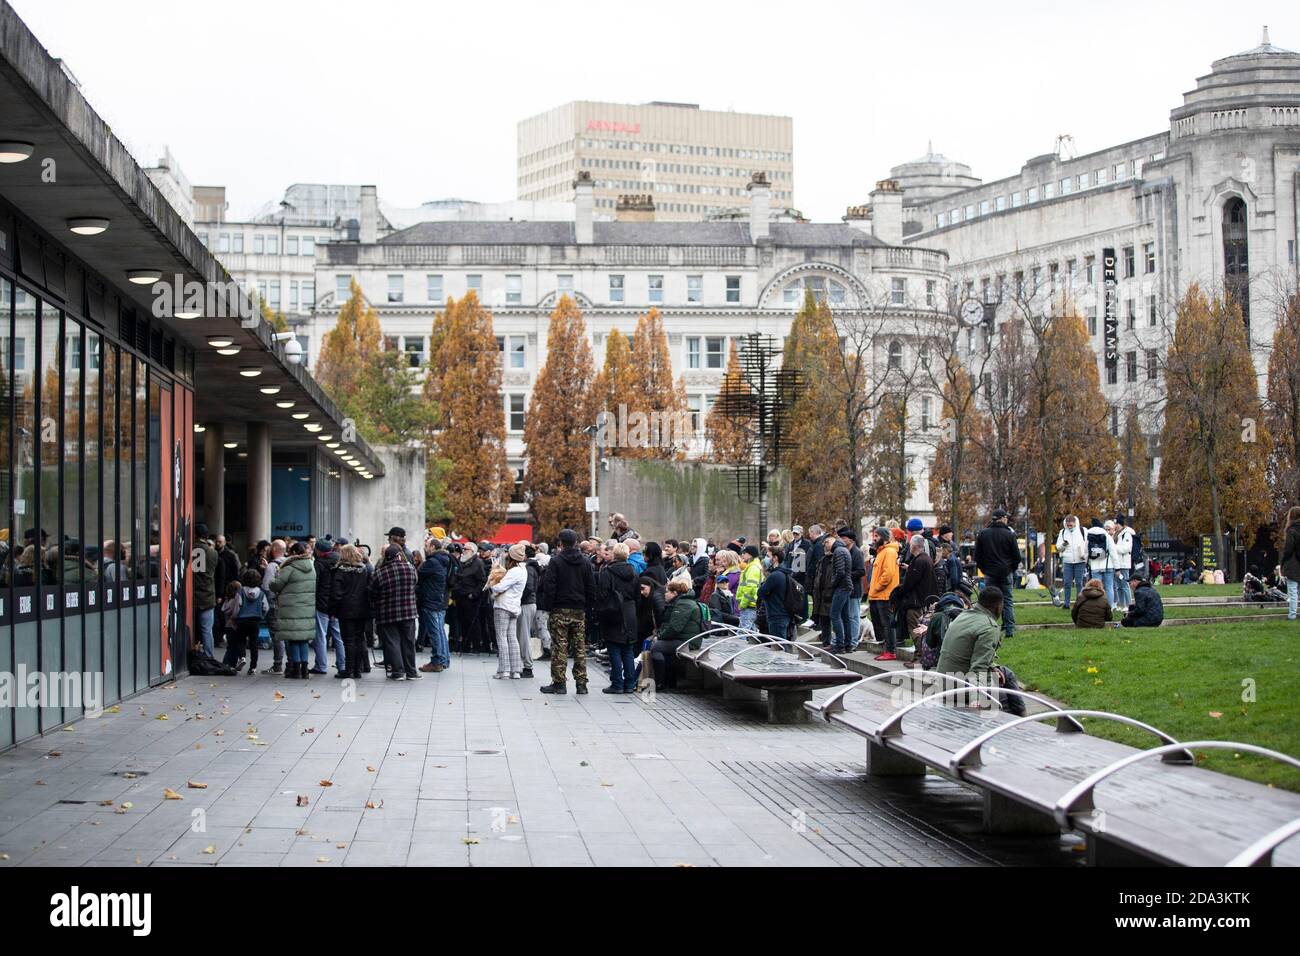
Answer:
top-left (538, 528), bottom-right (596, 695)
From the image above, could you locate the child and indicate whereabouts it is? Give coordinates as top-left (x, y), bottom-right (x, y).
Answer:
top-left (219, 581), bottom-right (241, 667)
top-left (231, 568), bottom-right (269, 673)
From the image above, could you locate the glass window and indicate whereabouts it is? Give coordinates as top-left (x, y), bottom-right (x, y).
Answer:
top-left (427, 274), bottom-right (443, 303)
top-left (505, 274), bottom-right (522, 304)
top-left (268, 281), bottom-right (280, 309)
top-left (648, 275), bottom-right (663, 304)
top-left (979, 200), bottom-right (990, 216)
top-left (890, 277), bottom-right (906, 305)
top-left (404, 336), bottom-right (424, 368)
top-left (1044, 183), bottom-right (1055, 199)
top-left (1126, 351), bottom-right (1138, 383)
top-left (467, 275), bottom-right (483, 295)
top-left (705, 337), bottom-right (725, 370)
top-left (12, 284), bottom-right (35, 586)
top-left (387, 274), bottom-right (404, 304)
top-left (1088, 307), bottom-right (1098, 336)
top-left (609, 275), bottom-right (624, 303)
top-left (266, 236), bottom-right (279, 255)
top-left (302, 281), bottom-right (314, 309)
top-left (888, 341), bottom-right (903, 369)
top-left (508, 394), bottom-right (526, 432)
top-left (1147, 350), bottom-right (1159, 380)
top-left (687, 394), bottom-right (702, 433)
top-left (1148, 294), bottom-right (1158, 327)
top-left (828, 281), bottom-right (846, 305)
top-left (40, 307), bottom-right (61, 606)
top-left (686, 337), bottom-right (701, 369)
top-left (925, 279), bottom-right (937, 308)
top-left (509, 335), bottom-right (526, 369)
top-left (134, 357), bottom-right (147, 590)
top-left (783, 284), bottom-right (798, 304)
top-left (1027, 186), bottom-right (1039, 203)
top-left (1144, 242), bottom-right (1156, 274)
top-left (286, 236), bottom-right (299, 256)
top-left (725, 276), bottom-right (740, 303)
top-left (1123, 246), bottom-right (1135, 278)
top-left (995, 196), bottom-right (1006, 212)
top-left (302, 236), bottom-right (315, 256)
top-left (687, 275), bottom-right (702, 303)
top-left (336, 274), bottom-right (352, 303)
top-left (557, 274), bottom-right (574, 295)
top-left (63, 318), bottom-right (83, 592)
top-left (1011, 191), bottom-right (1022, 208)
top-left (232, 233), bottom-right (244, 253)
top-left (84, 329), bottom-right (101, 598)
top-left (217, 233), bottom-right (230, 253)
top-left (1126, 300), bottom-right (1136, 330)
top-left (253, 235), bottom-right (264, 255)
top-left (1085, 255), bottom-right (1096, 285)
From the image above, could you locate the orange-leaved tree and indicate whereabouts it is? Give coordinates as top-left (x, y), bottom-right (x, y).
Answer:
top-left (522, 295), bottom-right (597, 540)
top-left (705, 338), bottom-right (753, 466)
top-left (623, 308), bottom-right (689, 460)
top-left (315, 279), bottom-right (381, 405)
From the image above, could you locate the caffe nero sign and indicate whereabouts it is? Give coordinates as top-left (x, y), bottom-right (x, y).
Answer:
top-left (1102, 247), bottom-right (1118, 372)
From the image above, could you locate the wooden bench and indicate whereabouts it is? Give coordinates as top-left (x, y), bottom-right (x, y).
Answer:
top-left (676, 627), bottom-right (858, 724)
top-left (806, 670), bottom-right (1300, 866)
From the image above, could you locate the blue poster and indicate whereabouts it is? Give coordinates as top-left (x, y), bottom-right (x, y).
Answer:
top-left (272, 466), bottom-right (312, 538)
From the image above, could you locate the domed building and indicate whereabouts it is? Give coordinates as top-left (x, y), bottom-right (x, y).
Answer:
top-left (886, 144), bottom-right (983, 235)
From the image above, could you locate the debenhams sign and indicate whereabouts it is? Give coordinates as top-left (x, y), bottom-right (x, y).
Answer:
top-left (1102, 247), bottom-right (1118, 371)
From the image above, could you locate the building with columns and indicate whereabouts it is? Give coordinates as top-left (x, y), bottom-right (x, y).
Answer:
top-left (875, 29), bottom-right (1300, 544)
top-left (307, 172), bottom-right (949, 527)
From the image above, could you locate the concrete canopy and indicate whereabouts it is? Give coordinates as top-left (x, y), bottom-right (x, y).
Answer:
top-left (0, 1), bottom-right (383, 476)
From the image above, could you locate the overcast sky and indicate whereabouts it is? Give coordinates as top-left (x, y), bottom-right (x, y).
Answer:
top-left (12, 0), bottom-right (1298, 222)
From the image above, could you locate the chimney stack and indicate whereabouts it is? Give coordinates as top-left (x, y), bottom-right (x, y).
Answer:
top-left (869, 179), bottom-right (903, 245)
top-left (574, 171), bottom-right (594, 244)
top-left (747, 171), bottom-right (771, 243)
top-left (615, 194), bottom-right (656, 222)
top-left (359, 185), bottom-right (378, 244)
top-left (842, 204), bottom-right (871, 235)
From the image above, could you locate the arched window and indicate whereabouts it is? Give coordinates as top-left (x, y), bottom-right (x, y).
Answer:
top-left (888, 340), bottom-right (903, 369)
top-left (1223, 197), bottom-right (1249, 329)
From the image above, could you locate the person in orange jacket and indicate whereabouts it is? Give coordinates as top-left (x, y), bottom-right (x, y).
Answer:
top-left (867, 528), bottom-right (900, 658)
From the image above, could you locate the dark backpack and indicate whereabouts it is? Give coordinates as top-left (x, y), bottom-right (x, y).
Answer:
top-left (1086, 531), bottom-right (1109, 562)
top-left (236, 588), bottom-right (265, 621)
top-left (783, 572), bottom-right (808, 622)
top-left (189, 651), bottom-right (236, 677)
top-left (1130, 531), bottom-right (1147, 573)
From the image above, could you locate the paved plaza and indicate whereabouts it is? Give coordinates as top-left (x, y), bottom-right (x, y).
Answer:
top-left (0, 654), bottom-right (1076, 868)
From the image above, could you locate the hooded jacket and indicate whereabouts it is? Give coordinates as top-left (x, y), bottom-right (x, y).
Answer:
top-left (329, 562), bottom-right (372, 620)
top-left (451, 552), bottom-right (487, 602)
top-left (269, 553), bottom-right (317, 643)
top-left (1071, 581), bottom-right (1112, 628)
top-left (417, 550), bottom-right (452, 611)
top-left (658, 589), bottom-right (706, 643)
top-left (1113, 525), bottom-right (1134, 571)
top-left (1085, 522), bottom-right (1121, 573)
top-left (1056, 516), bottom-right (1088, 565)
top-left (313, 553), bottom-right (338, 613)
top-left (896, 549), bottom-right (937, 609)
top-left (867, 540), bottom-right (899, 602)
top-left (489, 564), bottom-right (527, 616)
top-left (541, 546), bottom-right (597, 612)
top-left (1122, 580), bottom-right (1164, 627)
top-left (974, 520), bottom-right (1021, 579)
top-left (596, 559), bottom-right (639, 644)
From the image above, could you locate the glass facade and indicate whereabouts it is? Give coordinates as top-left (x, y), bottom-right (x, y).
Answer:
top-left (1, 219), bottom-right (195, 751)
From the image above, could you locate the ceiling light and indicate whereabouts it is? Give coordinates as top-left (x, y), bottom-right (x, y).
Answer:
top-left (207, 335), bottom-right (234, 348)
top-left (237, 452), bottom-right (248, 459)
top-left (304, 423), bottom-right (322, 432)
top-left (276, 401), bottom-right (295, 409)
top-left (67, 217), bottom-right (110, 236)
top-left (259, 384), bottom-right (281, 395)
top-left (223, 442), bottom-right (238, 450)
top-left (174, 309), bottom-right (201, 320)
top-left (292, 412), bottom-right (309, 420)
top-left (126, 269), bottom-right (162, 285)
top-left (216, 347), bottom-right (241, 356)
top-left (0, 141), bottom-right (34, 163)
top-left (238, 366), bottom-right (262, 378)
top-left (193, 424), bottom-right (206, 433)
top-left (326, 442), bottom-right (340, 449)
top-left (316, 434), bottom-right (333, 442)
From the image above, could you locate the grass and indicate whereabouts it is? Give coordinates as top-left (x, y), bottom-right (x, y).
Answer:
top-left (1011, 602), bottom-right (1286, 626)
top-left (1017, 582), bottom-right (1246, 602)
top-left (997, 620), bottom-right (1300, 790)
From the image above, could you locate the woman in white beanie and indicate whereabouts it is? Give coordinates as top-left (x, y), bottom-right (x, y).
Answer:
top-left (487, 543), bottom-right (528, 678)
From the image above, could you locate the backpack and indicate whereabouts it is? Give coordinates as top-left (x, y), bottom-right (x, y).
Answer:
top-left (189, 651), bottom-right (236, 677)
top-left (695, 601), bottom-right (712, 626)
top-left (1086, 531), bottom-right (1109, 562)
top-left (1130, 531), bottom-right (1147, 573)
top-left (783, 572), bottom-right (808, 622)
top-left (237, 588), bottom-right (265, 621)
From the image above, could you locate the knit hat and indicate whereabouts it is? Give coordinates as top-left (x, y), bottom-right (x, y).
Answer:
top-left (906, 518), bottom-right (924, 532)
top-left (507, 543), bottom-right (528, 563)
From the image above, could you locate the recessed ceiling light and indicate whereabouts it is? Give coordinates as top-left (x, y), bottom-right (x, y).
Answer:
top-left (223, 441), bottom-right (238, 450)
top-left (326, 442), bottom-right (340, 449)
top-left (259, 384), bottom-right (281, 395)
top-left (193, 424), bottom-right (206, 433)
top-left (238, 366), bottom-right (262, 378)
top-left (126, 269), bottom-right (162, 284)
top-left (237, 452), bottom-right (248, 459)
top-left (304, 423), bottom-right (322, 432)
top-left (0, 141), bottom-right (34, 163)
top-left (216, 346), bottom-right (241, 356)
top-left (276, 401), bottom-right (295, 409)
top-left (207, 335), bottom-right (234, 348)
top-left (174, 309), bottom-right (201, 320)
top-left (292, 412), bottom-right (309, 420)
top-left (317, 434), bottom-right (333, 442)
top-left (67, 217), bottom-right (110, 236)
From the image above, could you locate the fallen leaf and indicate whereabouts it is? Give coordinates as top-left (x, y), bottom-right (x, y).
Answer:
top-left (1209, 711), bottom-right (1223, 719)
top-left (273, 691), bottom-right (285, 701)
top-left (187, 781), bottom-right (208, 789)
top-left (202, 845), bottom-right (215, 855)
top-left (462, 837), bottom-right (479, 845)
top-left (0, 853), bottom-right (8, 860)
top-left (99, 800), bottom-right (114, 807)
top-left (155, 714), bottom-right (169, 721)
top-left (300, 727), bottom-right (316, 735)
top-left (121, 802), bottom-right (134, 809)
top-left (90, 820), bottom-right (102, 826)
top-left (316, 856), bottom-right (330, 863)
top-left (105, 705), bottom-right (120, 714)
top-left (674, 863), bottom-right (695, 868)
top-left (163, 788), bottom-right (184, 800)
top-left (214, 730), bottom-right (225, 737)
top-left (34, 779), bottom-right (46, 786)
top-left (122, 772), bottom-right (138, 779)
top-left (318, 780), bottom-right (334, 788)
top-left (47, 751), bottom-right (62, 757)
top-left (600, 782), bottom-right (613, 788)
top-left (366, 766), bottom-right (376, 773)
top-left (336, 843), bottom-right (347, 849)
top-left (62, 725), bottom-right (75, 732)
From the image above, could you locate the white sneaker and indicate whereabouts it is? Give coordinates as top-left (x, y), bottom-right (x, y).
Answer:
top-left (509, 673), bottom-right (521, 680)
top-left (493, 672), bottom-right (507, 679)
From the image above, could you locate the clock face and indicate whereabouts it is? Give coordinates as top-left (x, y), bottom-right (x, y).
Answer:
top-left (960, 300), bottom-right (985, 327)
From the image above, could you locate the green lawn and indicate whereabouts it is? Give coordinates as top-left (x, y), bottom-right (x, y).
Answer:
top-left (998, 620), bottom-right (1300, 790)
top-left (1017, 583), bottom-right (1246, 602)
top-left (1012, 602), bottom-right (1286, 626)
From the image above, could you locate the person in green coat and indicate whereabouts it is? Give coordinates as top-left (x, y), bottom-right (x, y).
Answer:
top-left (270, 541), bottom-right (317, 679)
top-left (936, 586), bottom-right (1005, 687)
top-left (649, 579), bottom-right (706, 690)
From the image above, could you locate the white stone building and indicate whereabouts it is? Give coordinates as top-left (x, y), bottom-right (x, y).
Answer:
top-left (306, 174), bottom-right (948, 524)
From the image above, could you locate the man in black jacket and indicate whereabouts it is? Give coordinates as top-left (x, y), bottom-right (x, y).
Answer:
top-left (213, 534), bottom-right (241, 609)
top-left (417, 539), bottom-right (453, 673)
top-left (837, 527), bottom-right (866, 649)
top-left (311, 539), bottom-right (342, 674)
top-left (450, 542), bottom-right (487, 655)
top-left (540, 528), bottom-right (597, 695)
top-left (974, 507), bottom-right (1022, 638)
top-left (896, 535), bottom-right (938, 649)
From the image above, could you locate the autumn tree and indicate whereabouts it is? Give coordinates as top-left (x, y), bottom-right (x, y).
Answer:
top-left (591, 328), bottom-right (636, 455)
top-left (260, 299), bottom-right (289, 333)
top-left (1159, 284), bottom-right (1272, 569)
top-left (1116, 404), bottom-right (1157, 525)
top-left (315, 279), bottom-right (381, 404)
top-left (861, 391), bottom-right (913, 521)
top-left (424, 291), bottom-right (514, 538)
top-left (704, 339), bottom-right (753, 466)
top-left (1265, 291), bottom-right (1300, 511)
top-left (783, 290), bottom-right (853, 523)
top-left (623, 308), bottom-right (689, 460)
top-left (928, 355), bottom-right (991, 536)
top-left (522, 295), bottom-right (597, 540)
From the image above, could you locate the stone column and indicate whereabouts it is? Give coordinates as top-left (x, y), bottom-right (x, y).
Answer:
top-left (247, 422), bottom-right (272, 543)
top-left (202, 424), bottom-right (225, 534)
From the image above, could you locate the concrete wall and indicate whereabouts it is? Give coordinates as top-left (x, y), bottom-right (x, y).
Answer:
top-left (342, 444), bottom-right (426, 554)
top-left (596, 458), bottom-right (789, 546)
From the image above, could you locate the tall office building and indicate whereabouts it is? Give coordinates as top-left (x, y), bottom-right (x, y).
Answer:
top-left (517, 100), bottom-right (794, 220)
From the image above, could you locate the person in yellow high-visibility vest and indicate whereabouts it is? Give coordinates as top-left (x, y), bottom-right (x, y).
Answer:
top-left (736, 545), bottom-right (763, 631)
